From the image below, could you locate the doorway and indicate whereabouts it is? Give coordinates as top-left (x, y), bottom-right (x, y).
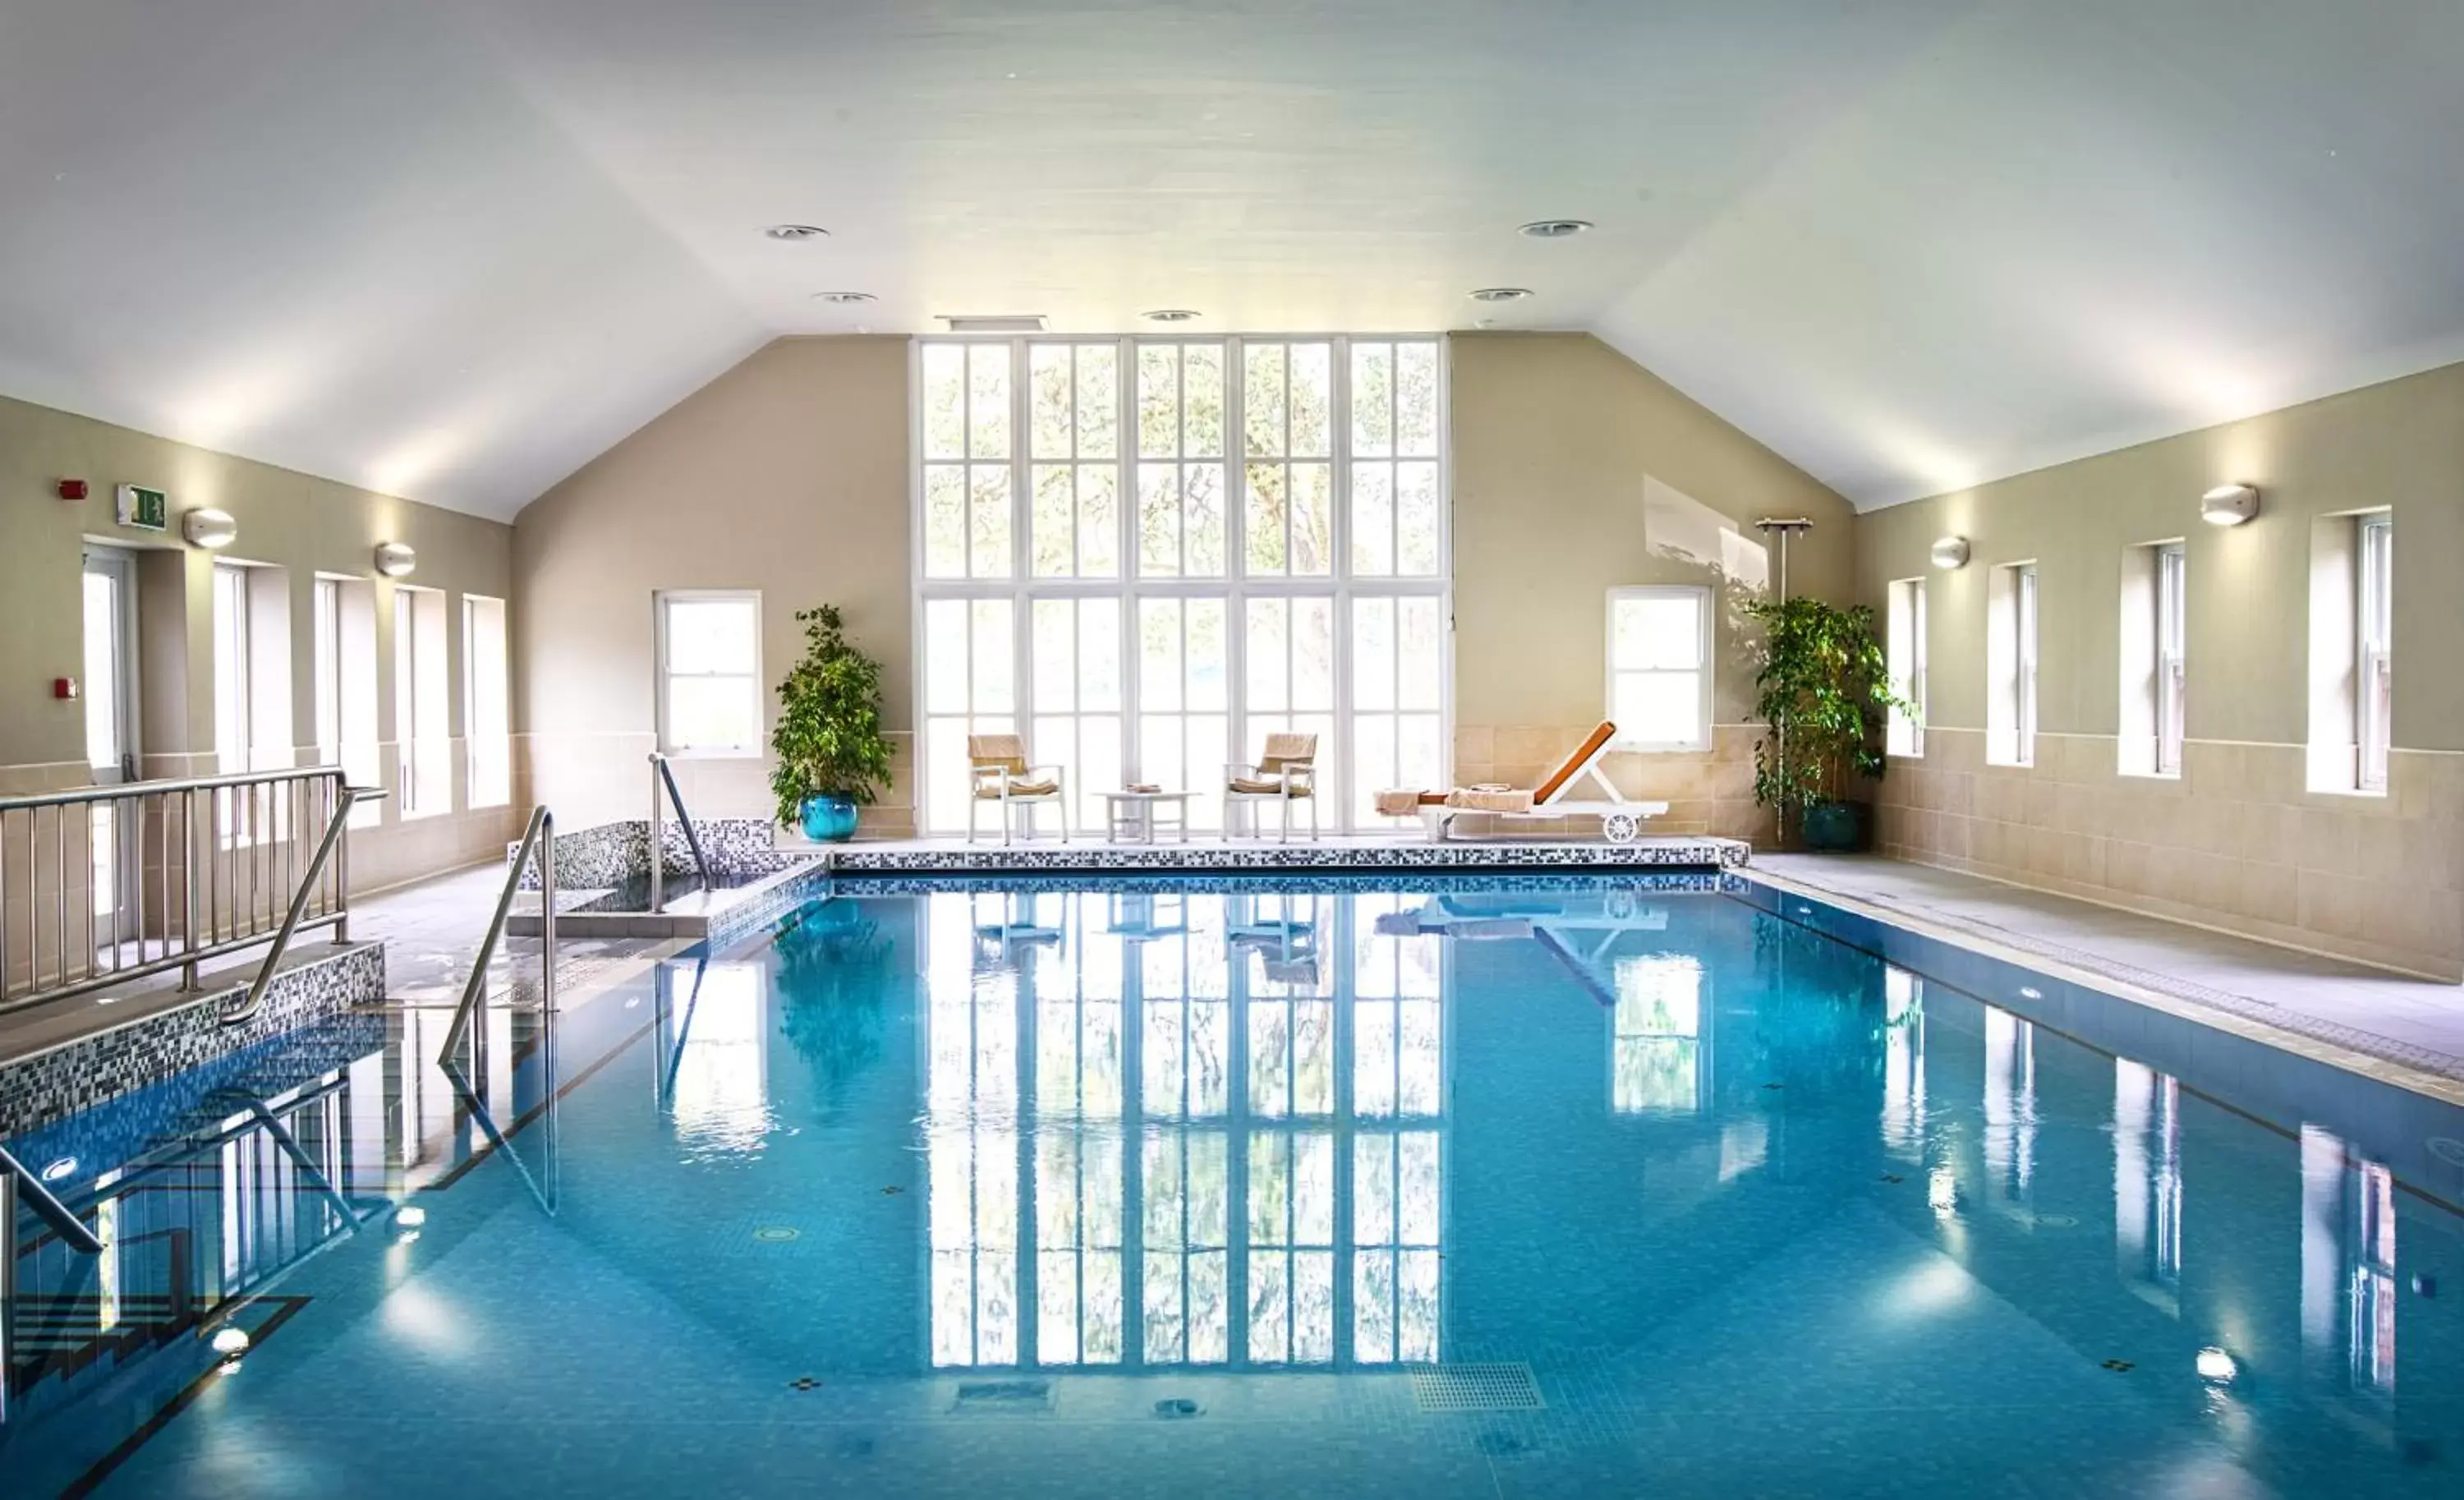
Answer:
top-left (81, 545), bottom-right (142, 935)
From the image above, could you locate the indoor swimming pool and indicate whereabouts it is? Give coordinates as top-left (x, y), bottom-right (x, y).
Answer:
top-left (4, 873), bottom-right (2460, 1498)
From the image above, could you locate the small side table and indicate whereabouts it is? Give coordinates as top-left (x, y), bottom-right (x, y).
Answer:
top-left (1101, 791), bottom-right (1194, 844)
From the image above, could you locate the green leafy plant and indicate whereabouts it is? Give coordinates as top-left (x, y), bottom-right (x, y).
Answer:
top-left (770, 605), bottom-right (895, 824)
top-left (775, 901), bottom-right (895, 1115)
top-left (1737, 595), bottom-right (1913, 821)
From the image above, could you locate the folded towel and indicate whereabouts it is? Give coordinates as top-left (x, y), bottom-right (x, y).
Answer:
top-left (1446, 787), bottom-right (1534, 813)
top-left (1373, 789), bottom-right (1424, 817)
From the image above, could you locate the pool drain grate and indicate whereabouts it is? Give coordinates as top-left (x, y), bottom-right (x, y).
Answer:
top-left (1412, 1364), bottom-right (1544, 1412)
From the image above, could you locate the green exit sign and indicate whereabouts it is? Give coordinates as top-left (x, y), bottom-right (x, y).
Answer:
top-left (116, 484), bottom-right (168, 531)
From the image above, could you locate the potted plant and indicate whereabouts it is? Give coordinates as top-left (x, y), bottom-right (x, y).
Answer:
top-left (1737, 595), bottom-right (1913, 851)
top-left (770, 605), bottom-right (895, 842)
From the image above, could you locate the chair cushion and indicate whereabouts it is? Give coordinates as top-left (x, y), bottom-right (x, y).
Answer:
top-left (977, 776), bottom-right (1058, 798)
top-left (1229, 777), bottom-right (1309, 797)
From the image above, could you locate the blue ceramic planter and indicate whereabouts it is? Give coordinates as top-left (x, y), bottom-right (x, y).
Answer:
top-left (798, 794), bottom-right (860, 843)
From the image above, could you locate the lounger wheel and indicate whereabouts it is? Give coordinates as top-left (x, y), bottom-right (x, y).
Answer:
top-left (1602, 812), bottom-right (1639, 844)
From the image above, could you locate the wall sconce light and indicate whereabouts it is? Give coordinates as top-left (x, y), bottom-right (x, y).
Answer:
top-left (1929, 536), bottom-right (1970, 570)
top-left (374, 541), bottom-right (417, 578)
top-left (182, 508), bottom-right (239, 550)
top-left (2201, 484), bottom-right (2259, 527)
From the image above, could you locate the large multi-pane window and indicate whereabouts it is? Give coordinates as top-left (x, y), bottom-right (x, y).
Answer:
top-left (917, 338), bottom-right (1446, 833)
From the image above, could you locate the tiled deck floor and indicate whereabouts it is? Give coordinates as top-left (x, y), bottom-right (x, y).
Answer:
top-left (1754, 853), bottom-right (2464, 1088)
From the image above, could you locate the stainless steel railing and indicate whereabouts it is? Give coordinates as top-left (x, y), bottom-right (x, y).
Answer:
top-left (646, 752), bottom-right (711, 913)
top-left (0, 767), bottom-right (375, 1015)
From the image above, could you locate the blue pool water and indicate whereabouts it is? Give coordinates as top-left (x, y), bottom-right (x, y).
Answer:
top-left (6, 874), bottom-right (2462, 1498)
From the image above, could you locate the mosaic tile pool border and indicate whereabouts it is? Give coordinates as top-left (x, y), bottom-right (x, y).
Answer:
top-left (0, 943), bottom-right (385, 1138)
top-left (510, 818), bottom-right (789, 890)
top-left (823, 836), bottom-right (1749, 875)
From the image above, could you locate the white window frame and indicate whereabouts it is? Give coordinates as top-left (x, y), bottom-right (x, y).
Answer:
top-left (1988, 561), bottom-right (2039, 768)
top-left (1887, 577), bottom-right (1926, 759)
top-left (654, 590), bottom-right (765, 758)
top-left (315, 575), bottom-right (384, 827)
top-left (2356, 515), bottom-right (2392, 793)
top-left (2015, 564), bottom-right (2039, 764)
top-left (463, 593), bottom-right (512, 808)
top-left (393, 585), bottom-right (452, 819)
top-left (1603, 585), bottom-right (1712, 753)
top-left (212, 561), bottom-right (252, 776)
top-left (912, 335), bottom-right (1450, 835)
top-left (2154, 544), bottom-right (2186, 777)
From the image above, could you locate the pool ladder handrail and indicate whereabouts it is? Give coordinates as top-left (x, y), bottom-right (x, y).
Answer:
top-left (646, 752), bottom-right (713, 914)
top-left (220, 785), bottom-right (386, 1028)
top-left (439, 804), bottom-right (555, 1068)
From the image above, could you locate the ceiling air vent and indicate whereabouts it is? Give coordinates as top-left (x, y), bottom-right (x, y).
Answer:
top-left (940, 315), bottom-right (1047, 334)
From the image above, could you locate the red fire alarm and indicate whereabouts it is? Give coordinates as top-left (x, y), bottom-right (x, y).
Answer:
top-left (58, 479), bottom-right (89, 501)
top-left (54, 677), bottom-right (80, 700)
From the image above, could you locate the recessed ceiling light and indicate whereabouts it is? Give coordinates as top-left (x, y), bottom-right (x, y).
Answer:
top-left (813, 291), bottom-right (876, 304)
top-left (1142, 309), bottom-right (1202, 323)
top-left (1468, 287), bottom-right (1533, 303)
top-left (941, 314), bottom-right (1047, 333)
top-left (765, 224), bottom-right (829, 242)
top-left (1518, 219), bottom-right (1593, 239)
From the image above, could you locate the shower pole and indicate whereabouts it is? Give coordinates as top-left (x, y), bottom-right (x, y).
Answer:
top-left (1754, 518), bottom-right (1814, 846)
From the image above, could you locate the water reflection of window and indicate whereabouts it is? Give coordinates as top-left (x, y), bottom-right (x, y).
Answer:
top-left (1881, 967), bottom-right (1926, 1159)
top-left (1247, 1130), bottom-right (1336, 1362)
top-left (1034, 896), bottom-right (1125, 1365)
top-left (2113, 1059), bottom-right (2182, 1311)
top-left (929, 900), bottom-right (1023, 1368)
top-left (1143, 1127), bottom-right (1230, 1363)
top-left (2300, 1125), bottom-right (2397, 1395)
top-left (1612, 955), bottom-right (1702, 1114)
top-left (1142, 899), bottom-right (1231, 1119)
top-left (1354, 1130), bottom-right (1441, 1363)
top-left (1354, 895), bottom-right (1441, 1117)
top-left (1982, 1008), bottom-right (2036, 1208)
top-left (1246, 895), bottom-right (1335, 1118)
top-left (669, 963), bottom-right (771, 1150)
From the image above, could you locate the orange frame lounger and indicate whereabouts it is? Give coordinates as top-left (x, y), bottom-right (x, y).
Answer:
top-left (1411, 721), bottom-right (1670, 844)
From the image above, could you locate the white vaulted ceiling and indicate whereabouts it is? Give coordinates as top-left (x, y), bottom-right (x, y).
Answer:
top-left (4, 0), bottom-right (2462, 518)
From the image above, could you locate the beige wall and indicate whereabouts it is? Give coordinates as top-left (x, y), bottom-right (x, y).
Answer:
top-left (513, 335), bottom-right (915, 833)
top-left (0, 393), bottom-right (518, 895)
top-left (1859, 361), bottom-right (2464, 978)
top-left (1450, 333), bottom-right (1859, 840)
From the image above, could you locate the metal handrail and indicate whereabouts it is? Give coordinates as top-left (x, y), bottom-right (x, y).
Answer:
top-left (2, 766), bottom-right (371, 1015)
top-left (0, 763), bottom-right (348, 813)
top-left (646, 752), bottom-right (712, 913)
top-left (439, 805), bottom-right (554, 1067)
top-left (220, 786), bottom-right (380, 1027)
